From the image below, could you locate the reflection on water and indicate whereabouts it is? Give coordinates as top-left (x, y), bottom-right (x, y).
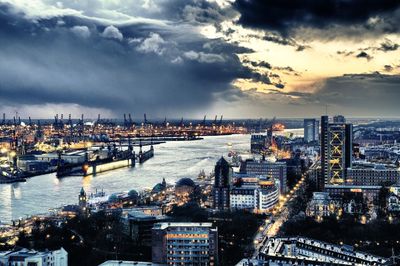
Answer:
top-left (0, 134), bottom-right (250, 222)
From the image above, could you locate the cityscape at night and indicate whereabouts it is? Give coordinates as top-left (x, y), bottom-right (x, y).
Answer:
top-left (1, 0), bottom-right (400, 265)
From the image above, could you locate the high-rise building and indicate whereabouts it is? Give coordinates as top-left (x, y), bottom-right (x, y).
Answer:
top-left (304, 119), bottom-right (319, 143)
top-left (152, 222), bottom-right (218, 265)
top-left (320, 116), bottom-right (353, 187)
top-left (213, 157), bottom-right (232, 210)
top-left (320, 116), bottom-right (329, 191)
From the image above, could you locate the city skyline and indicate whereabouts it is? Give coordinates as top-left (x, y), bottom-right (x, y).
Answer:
top-left (1, 0), bottom-right (400, 118)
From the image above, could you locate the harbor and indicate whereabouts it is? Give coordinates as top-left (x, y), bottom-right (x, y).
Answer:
top-left (0, 134), bottom-right (249, 222)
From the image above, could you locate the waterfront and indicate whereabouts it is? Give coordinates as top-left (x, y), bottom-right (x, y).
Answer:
top-left (0, 134), bottom-right (250, 222)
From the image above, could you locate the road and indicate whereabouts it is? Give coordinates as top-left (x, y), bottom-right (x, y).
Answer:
top-left (252, 174), bottom-right (306, 258)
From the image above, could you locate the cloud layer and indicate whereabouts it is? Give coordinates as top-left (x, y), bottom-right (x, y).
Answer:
top-left (0, 2), bottom-right (258, 118)
top-left (234, 0), bottom-right (400, 38)
top-left (0, 0), bottom-right (400, 118)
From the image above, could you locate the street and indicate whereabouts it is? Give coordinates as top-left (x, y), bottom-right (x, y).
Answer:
top-left (252, 174), bottom-right (306, 258)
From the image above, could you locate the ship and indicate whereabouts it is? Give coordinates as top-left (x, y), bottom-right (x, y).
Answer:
top-left (57, 145), bottom-right (154, 178)
top-left (0, 169), bottom-right (27, 183)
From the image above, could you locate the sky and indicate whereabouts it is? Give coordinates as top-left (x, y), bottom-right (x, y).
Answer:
top-left (0, 0), bottom-right (400, 119)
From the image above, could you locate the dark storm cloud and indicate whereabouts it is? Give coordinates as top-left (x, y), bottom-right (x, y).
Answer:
top-left (384, 65), bottom-right (394, 72)
top-left (242, 59), bottom-right (272, 69)
top-left (263, 34), bottom-right (296, 46)
top-left (356, 51), bottom-right (372, 60)
top-left (379, 39), bottom-right (399, 52)
top-left (0, 4), bottom-right (257, 117)
top-left (309, 73), bottom-right (400, 115)
top-left (234, 0), bottom-right (400, 37)
top-left (258, 73), bottom-right (400, 116)
top-left (251, 73), bottom-right (272, 84)
top-left (262, 34), bottom-right (308, 51)
top-left (383, 63), bottom-right (400, 72)
top-left (274, 66), bottom-right (301, 77)
top-left (337, 50), bottom-right (354, 56)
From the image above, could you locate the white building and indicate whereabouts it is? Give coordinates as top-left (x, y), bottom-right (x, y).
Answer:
top-left (0, 248), bottom-right (68, 266)
top-left (258, 237), bottom-right (388, 266)
top-left (230, 176), bottom-right (279, 213)
top-left (35, 152), bottom-right (86, 164)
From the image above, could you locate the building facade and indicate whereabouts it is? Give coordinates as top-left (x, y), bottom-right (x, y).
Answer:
top-left (306, 192), bottom-right (337, 219)
top-left (304, 119), bottom-right (319, 143)
top-left (258, 237), bottom-right (388, 266)
top-left (0, 248), bottom-right (68, 266)
top-left (213, 157), bottom-right (232, 211)
top-left (250, 134), bottom-right (267, 154)
top-left (324, 185), bottom-right (381, 203)
top-left (152, 222), bottom-right (218, 266)
top-left (320, 115), bottom-right (353, 187)
top-left (230, 177), bottom-right (279, 213)
top-left (241, 159), bottom-right (287, 194)
top-left (346, 164), bottom-right (400, 186)
top-left (121, 211), bottom-right (168, 247)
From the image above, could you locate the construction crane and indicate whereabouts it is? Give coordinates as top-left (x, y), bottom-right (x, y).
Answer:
top-left (128, 113), bottom-right (133, 128)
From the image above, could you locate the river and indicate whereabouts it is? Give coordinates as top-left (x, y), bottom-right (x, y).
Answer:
top-left (0, 134), bottom-right (251, 222)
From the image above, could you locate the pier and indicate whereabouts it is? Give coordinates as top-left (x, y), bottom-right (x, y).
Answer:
top-left (56, 145), bottom-right (154, 178)
top-left (138, 144), bottom-right (154, 164)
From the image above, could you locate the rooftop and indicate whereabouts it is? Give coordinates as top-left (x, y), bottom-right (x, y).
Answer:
top-left (98, 260), bottom-right (164, 266)
top-left (153, 222), bottom-right (213, 230)
top-left (263, 237), bottom-right (388, 265)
